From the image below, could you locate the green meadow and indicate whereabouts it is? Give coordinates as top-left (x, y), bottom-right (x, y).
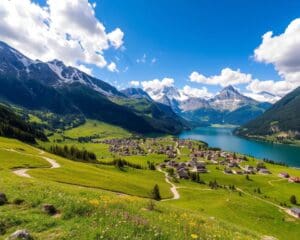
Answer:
top-left (0, 120), bottom-right (300, 239)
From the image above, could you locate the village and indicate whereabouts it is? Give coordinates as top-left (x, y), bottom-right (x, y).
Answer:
top-left (100, 137), bottom-right (300, 185)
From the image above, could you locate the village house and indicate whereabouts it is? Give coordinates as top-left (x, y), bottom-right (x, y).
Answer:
top-left (290, 207), bottom-right (300, 218)
top-left (288, 176), bottom-right (300, 183)
top-left (278, 172), bottom-right (290, 178)
top-left (258, 168), bottom-right (271, 174)
top-left (243, 165), bottom-right (255, 174)
top-left (177, 168), bottom-right (189, 179)
top-left (196, 162), bottom-right (207, 173)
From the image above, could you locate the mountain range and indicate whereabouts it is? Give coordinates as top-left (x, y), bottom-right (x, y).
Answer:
top-left (0, 40), bottom-right (281, 133)
top-left (139, 84), bottom-right (272, 125)
top-left (0, 41), bottom-right (187, 134)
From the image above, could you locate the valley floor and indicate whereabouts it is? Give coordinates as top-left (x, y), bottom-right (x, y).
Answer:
top-left (0, 120), bottom-right (300, 239)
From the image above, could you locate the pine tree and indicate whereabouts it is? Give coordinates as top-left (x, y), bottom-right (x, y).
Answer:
top-left (151, 184), bottom-right (161, 201)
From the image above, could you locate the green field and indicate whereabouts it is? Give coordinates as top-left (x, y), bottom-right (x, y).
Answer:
top-left (0, 137), bottom-right (257, 240)
top-left (0, 119), bottom-right (300, 239)
top-left (63, 119), bottom-right (132, 140)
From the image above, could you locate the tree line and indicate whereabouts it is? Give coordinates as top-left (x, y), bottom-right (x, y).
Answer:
top-left (49, 145), bottom-right (97, 163)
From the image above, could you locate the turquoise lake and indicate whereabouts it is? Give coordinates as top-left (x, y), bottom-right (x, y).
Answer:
top-left (178, 127), bottom-right (300, 167)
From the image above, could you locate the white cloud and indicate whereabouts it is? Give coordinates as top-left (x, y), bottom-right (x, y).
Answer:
top-left (130, 81), bottom-right (140, 87)
top-left (252, 18), bottom-right (300, 95)
top-left (246, 79), bottom-right (294, 96)
top-left (180, 85), bottom-right (213, 99)
top-left (107, 28), bottom-right (124, 49)
top-left (77, 64), bottom-right (93, 75)
top-left (151, 58), bottom-right (157, 64)
top-left (0, 0), bottom-right (124, 71)
top-left (189, 68), bottom-right (253, 87)
top-left (107, 62), bottom-right (118, 72)
top-left (123, 66), bottom-right (129, 73)
top-left (141, 77), bottom-right (174, 91)
top-left (244, 92), bottom-right (280, 104)
top-left (136, 53), bottom-right (147, 64)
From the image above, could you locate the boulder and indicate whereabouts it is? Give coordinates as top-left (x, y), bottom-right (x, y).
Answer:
top-left (8, 229), bottom-right (33, 240)
top-left (0, 193), bottom-right (8, 205)
top-left (42, 204), bottom-right (57, 215)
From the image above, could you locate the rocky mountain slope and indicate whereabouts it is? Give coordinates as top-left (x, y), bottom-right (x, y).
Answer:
top-left (143, 84), bottom-right (271, 125)
top-left (0, 41), bottom-right (185, 134)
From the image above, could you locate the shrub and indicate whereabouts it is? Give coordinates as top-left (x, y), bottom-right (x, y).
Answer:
top-left (290, 195), bottom-right (297, 205)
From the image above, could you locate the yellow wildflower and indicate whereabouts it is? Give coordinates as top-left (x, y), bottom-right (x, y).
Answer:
top-left (191, 233), bottom-right (198, 239)
top-left (89, 199), bottom-right (100, 206)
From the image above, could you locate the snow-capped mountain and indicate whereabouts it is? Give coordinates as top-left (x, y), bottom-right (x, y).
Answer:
top-left (143, 84), bottom-right (258, 112)
top-left (0, 41), bottom-right (123, 97)
top-left (0, 41), bottom-right (187, 134)
top-left (142, 84), bottom-right (272, 125)
top-left (209, 85), bottom-right (257, 111)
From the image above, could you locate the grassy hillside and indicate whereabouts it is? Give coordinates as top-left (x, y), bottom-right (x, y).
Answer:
top-left (1, 119), bottom-right (300, 239)
top-left (0, 137), bottom-right (258, 239)
top-left (236, 87), bottom-right (300, 144)
top-left (112, 97), bottom-right (188, 134)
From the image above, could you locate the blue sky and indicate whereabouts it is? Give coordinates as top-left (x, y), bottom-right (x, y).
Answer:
top-left (1, 0), bottom-right (300, 101)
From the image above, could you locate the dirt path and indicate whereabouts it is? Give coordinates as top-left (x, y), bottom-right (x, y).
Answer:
top-left (268, 178), bottom-right (286, 186)
top-left (157, 167), bottom-right (180, 201)
top-left (236, 187), bottom-right (287, 211)
top-left (11, 148), bottom-right (61, 178)
top-left (175, 141), bottom-right (181, 155)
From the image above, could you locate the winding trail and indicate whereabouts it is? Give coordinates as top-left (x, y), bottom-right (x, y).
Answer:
top-left (10, 148), bottom-right (61, 178)
top-left (157, 167), bottom-right (180, 201)
top-left (268, 178), bottom-right (286, 186)
top-left (236, 187), bottom-right (287, 211)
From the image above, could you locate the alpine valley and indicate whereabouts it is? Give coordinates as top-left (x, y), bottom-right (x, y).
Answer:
top-left (0, 33), bottom-right (300, 240)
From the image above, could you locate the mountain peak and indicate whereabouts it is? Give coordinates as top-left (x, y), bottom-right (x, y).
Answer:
top-left (48, 59), bottom-right (65, 67)
top-left (221, 85), bottom-right (238, 93)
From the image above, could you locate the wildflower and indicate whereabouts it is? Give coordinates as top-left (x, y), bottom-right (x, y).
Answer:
top-left (89, 199), bottom-right (100, 206)
top-left (191, 233), bottom-right (198, 239)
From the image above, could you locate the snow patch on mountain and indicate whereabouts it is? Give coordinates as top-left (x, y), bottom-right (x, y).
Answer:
top-left (144, 84), bottom-right (260, 113)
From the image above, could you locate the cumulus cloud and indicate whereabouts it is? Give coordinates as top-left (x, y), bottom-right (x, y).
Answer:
top-left (189, 68), bottom-right (253, 87)
top-left (107, 62), bottom-right (118, 72)
top-left (141, 78), bottom-right (175, 101)
top-left (180, 85), bottom-right (213, 99)
top-left (244, 92), bottom-right (280, 104)
top-left (141, 77), bottom-right (174, 91)
top-left (139, 77), bottom-right (213, 102)
top-left (107, 28), bottom-right (124, 49)
top-left (77, 64), bottom-right (93, 75)
top-left (130, 81), bottom-right (140, 87)
top-left (252, 18), bottom-right (300, 95)
top-left (0, 0), bottom-right (124, 71)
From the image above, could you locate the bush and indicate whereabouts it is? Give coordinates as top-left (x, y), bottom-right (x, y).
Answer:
top-left (13, 198), bottom-right (24, 205)
top-left (290, 195), bottom-right (297, 205)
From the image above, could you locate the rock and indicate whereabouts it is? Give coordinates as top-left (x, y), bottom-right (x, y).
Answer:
top-left (8, 229), bottom-right (33, 240)
top-left (42, 204), bottom-right (57, 215)
top-left (0, 193), bottom-right (8, 205)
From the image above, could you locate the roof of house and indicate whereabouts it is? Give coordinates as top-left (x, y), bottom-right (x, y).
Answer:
top-left (291, 207), bottom-right (300, 215)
